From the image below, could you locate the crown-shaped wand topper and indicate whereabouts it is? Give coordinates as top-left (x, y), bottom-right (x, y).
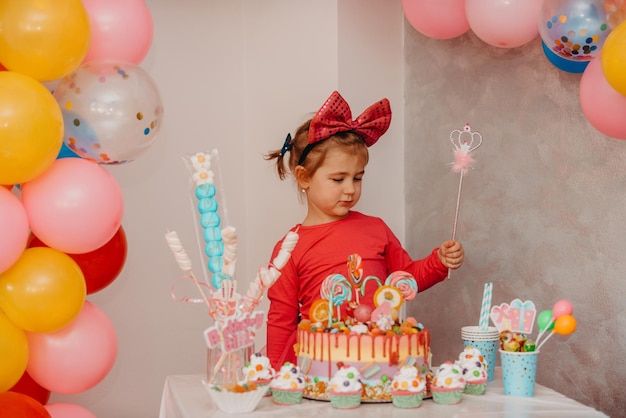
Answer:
top-left (448, 123), bottom-right (482, 278)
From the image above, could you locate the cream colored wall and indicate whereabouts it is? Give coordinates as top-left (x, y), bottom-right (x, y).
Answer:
top-left (48, 1), bottom-right (404, 416)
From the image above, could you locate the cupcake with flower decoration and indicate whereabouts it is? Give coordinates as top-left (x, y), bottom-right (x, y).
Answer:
top-left (458, 346), bottom-right (488, 395)
top-left (390, 366), bottom-right (426, 408)
top-left (270, 362), bottom-right (305, 405)
top-left (328, 365), bottom-right (363, 409)
top-left (431, 361), bottom-right (465, 405)
top-left (243, 352), bottom-right (275, 386)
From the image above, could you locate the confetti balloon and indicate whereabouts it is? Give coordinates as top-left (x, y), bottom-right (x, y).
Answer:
top-left (53, 60), bottom-right (164, 164)
top-left (537, 309), bottom-right (555, 332)
top-left (554, 314), bottom-right (577, 335)
top-left (552, 299), bottom-right (574, 319)
top-left (538, 0), bottom-right (610, 66)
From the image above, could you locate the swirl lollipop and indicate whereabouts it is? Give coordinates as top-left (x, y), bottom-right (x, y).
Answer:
top-left (385, 271), bottom-right (418, 301)
top-left (346, 254), bottom-right (363, 304)
top-left (384, 271), bottom-right (417, 320)
top-left (320, 274), bottom-right (352, 324)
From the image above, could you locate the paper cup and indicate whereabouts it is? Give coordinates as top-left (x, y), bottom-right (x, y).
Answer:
top-left (461, 326), bottom-right (499, 382)
top-left (499, 349), bottom-right (539, 397)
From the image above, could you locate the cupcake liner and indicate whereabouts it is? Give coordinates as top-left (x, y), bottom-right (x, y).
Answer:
top-left (391, 390), bottom-right (424, 408)
top-left (271, 387), bottom-right (304, 405)
top-left (463, 381), bottom-right (487, 395)
top-left (203, 382), bottom-right (270, 414)
top-left (431, 387), bottom-right (463, 405)
top-left (328, 390), bottom-right (362, 409)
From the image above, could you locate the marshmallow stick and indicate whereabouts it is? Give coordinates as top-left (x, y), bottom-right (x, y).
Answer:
top-left (165, 230), bottom-right (211, 309)
top-left (221, 226), bottom-right (237, 277)
top-left (240, 230), bottom-right (300, 315)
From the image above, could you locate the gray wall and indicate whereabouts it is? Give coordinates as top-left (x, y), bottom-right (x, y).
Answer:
top-left (404, 25), bottom-right (626, 418)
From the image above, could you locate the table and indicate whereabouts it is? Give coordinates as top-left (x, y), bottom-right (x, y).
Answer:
top-left (159, 369), bottom-right (608, 418)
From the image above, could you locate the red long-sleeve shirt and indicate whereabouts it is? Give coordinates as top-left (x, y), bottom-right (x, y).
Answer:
top-left (266, 211), bottom-right (448, 368)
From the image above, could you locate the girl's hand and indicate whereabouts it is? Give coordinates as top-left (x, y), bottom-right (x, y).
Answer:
top-left (438, 240), bottom-right (464, 270)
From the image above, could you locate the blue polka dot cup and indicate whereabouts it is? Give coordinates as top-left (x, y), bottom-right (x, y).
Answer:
top-left (461, 326), bottom-right (499, 382)
top-left (499, 349), bottom-right (540, 397)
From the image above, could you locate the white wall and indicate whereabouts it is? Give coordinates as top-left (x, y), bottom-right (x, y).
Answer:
top-left (50, 1), bottom-right (404, 416)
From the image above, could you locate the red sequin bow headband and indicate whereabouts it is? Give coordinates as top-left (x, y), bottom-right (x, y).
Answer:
top-left (297, 91), bottom-right (392, 165)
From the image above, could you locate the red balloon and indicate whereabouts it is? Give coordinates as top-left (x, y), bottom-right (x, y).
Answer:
top-left (9, 371), bottom-right (51, 405)
top-left (0, 392), bottom-right (50, 418)
top-left (29, 226), bottom-right (127, 294)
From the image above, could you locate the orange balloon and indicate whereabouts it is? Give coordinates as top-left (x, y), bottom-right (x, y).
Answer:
top-left (0, 72), bottom-right (63, 185)
top-left (0, 312), bottom-right (28, 392)
top-left (0, 247), bottom-right (86, 333)
top-left (554, 314), bottom-right (577, 336)
top-left (0, 0), bottom-right (91, 81)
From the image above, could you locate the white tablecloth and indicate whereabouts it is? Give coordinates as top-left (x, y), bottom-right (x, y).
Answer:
top-left (159, 369), bottom-right (607, 418)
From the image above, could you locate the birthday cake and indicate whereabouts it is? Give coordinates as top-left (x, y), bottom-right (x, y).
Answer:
top-left (295, 257), bottom-right (431, 402)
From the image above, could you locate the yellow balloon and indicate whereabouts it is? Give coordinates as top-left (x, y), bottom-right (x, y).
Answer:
top-left (0, 247), bottom-right (86, 333)
top-left (0, 311), bottom-right (28, 392)
top-left (601, 20), bottom-right (626, 96)
top-left (0, 0), bottom-right (91, 81)
top-left (0, 72), bottom-right (64, 185)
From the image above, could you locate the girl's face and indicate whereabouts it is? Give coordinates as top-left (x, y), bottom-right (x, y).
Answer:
top-left (301, 147), bottom-right (366, 225)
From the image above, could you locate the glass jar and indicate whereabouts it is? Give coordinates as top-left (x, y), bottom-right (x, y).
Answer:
top-left (206, 344), bottom-right (254, 385)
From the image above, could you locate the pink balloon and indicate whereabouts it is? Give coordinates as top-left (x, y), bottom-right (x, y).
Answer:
top-left (551, 299), bottom-right (574, 319)
top-left (21, 158), bottom-right (124, 254)
top-left (465, 0), bottom-right (543, 48)
top-left (26, 301), bottom-right (118, 395)
top-left (579, 58), bottom-right (626, 139)
top-left (82, 0), bottom-right (154, 64)
top-left (402, 0), bottom-right (470, 40)
top-left (0, 188), bottom-right (28, 274)
top-left (45, 402), bottom-right (97, 418)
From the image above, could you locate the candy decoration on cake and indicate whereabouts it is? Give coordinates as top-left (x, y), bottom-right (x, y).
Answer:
top-left (448, 123), bottom-right (482, 279)
top-left (384, 271), bottom-right (418, 301)
top-left (166, 149), bottom-right (300, 397)
top-left (347, 254), bottom-right (363, 304)
top-left (320, 274), bottom-right (352, 324)
top-left (360, 275), bottom-right (383, 298)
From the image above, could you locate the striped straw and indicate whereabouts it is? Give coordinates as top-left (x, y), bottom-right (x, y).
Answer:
top-left (478, 282), bottom-right (493, 330)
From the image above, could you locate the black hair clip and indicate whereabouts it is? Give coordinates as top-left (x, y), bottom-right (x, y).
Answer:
top-left (279, 133), bottom-right (292, 157)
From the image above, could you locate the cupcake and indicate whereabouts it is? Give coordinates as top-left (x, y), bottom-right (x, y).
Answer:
top-left (431, 361), bottom-right (465, 405)
top-left (328, 365), bottom-right (363, 409)
top-left (390, 366), bottom-right (426, 408)
top-left (270, 362), bottom-right (305, 405)
top-left (243, 352), bottom-right (275, 386)
top-left (458, 346), bottom-right (488, 395)
top-left (203, 380), bottom-right (270, 414)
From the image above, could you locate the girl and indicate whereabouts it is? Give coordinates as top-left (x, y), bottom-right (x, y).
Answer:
top-left (264, 91), bottom-right (464, 368)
